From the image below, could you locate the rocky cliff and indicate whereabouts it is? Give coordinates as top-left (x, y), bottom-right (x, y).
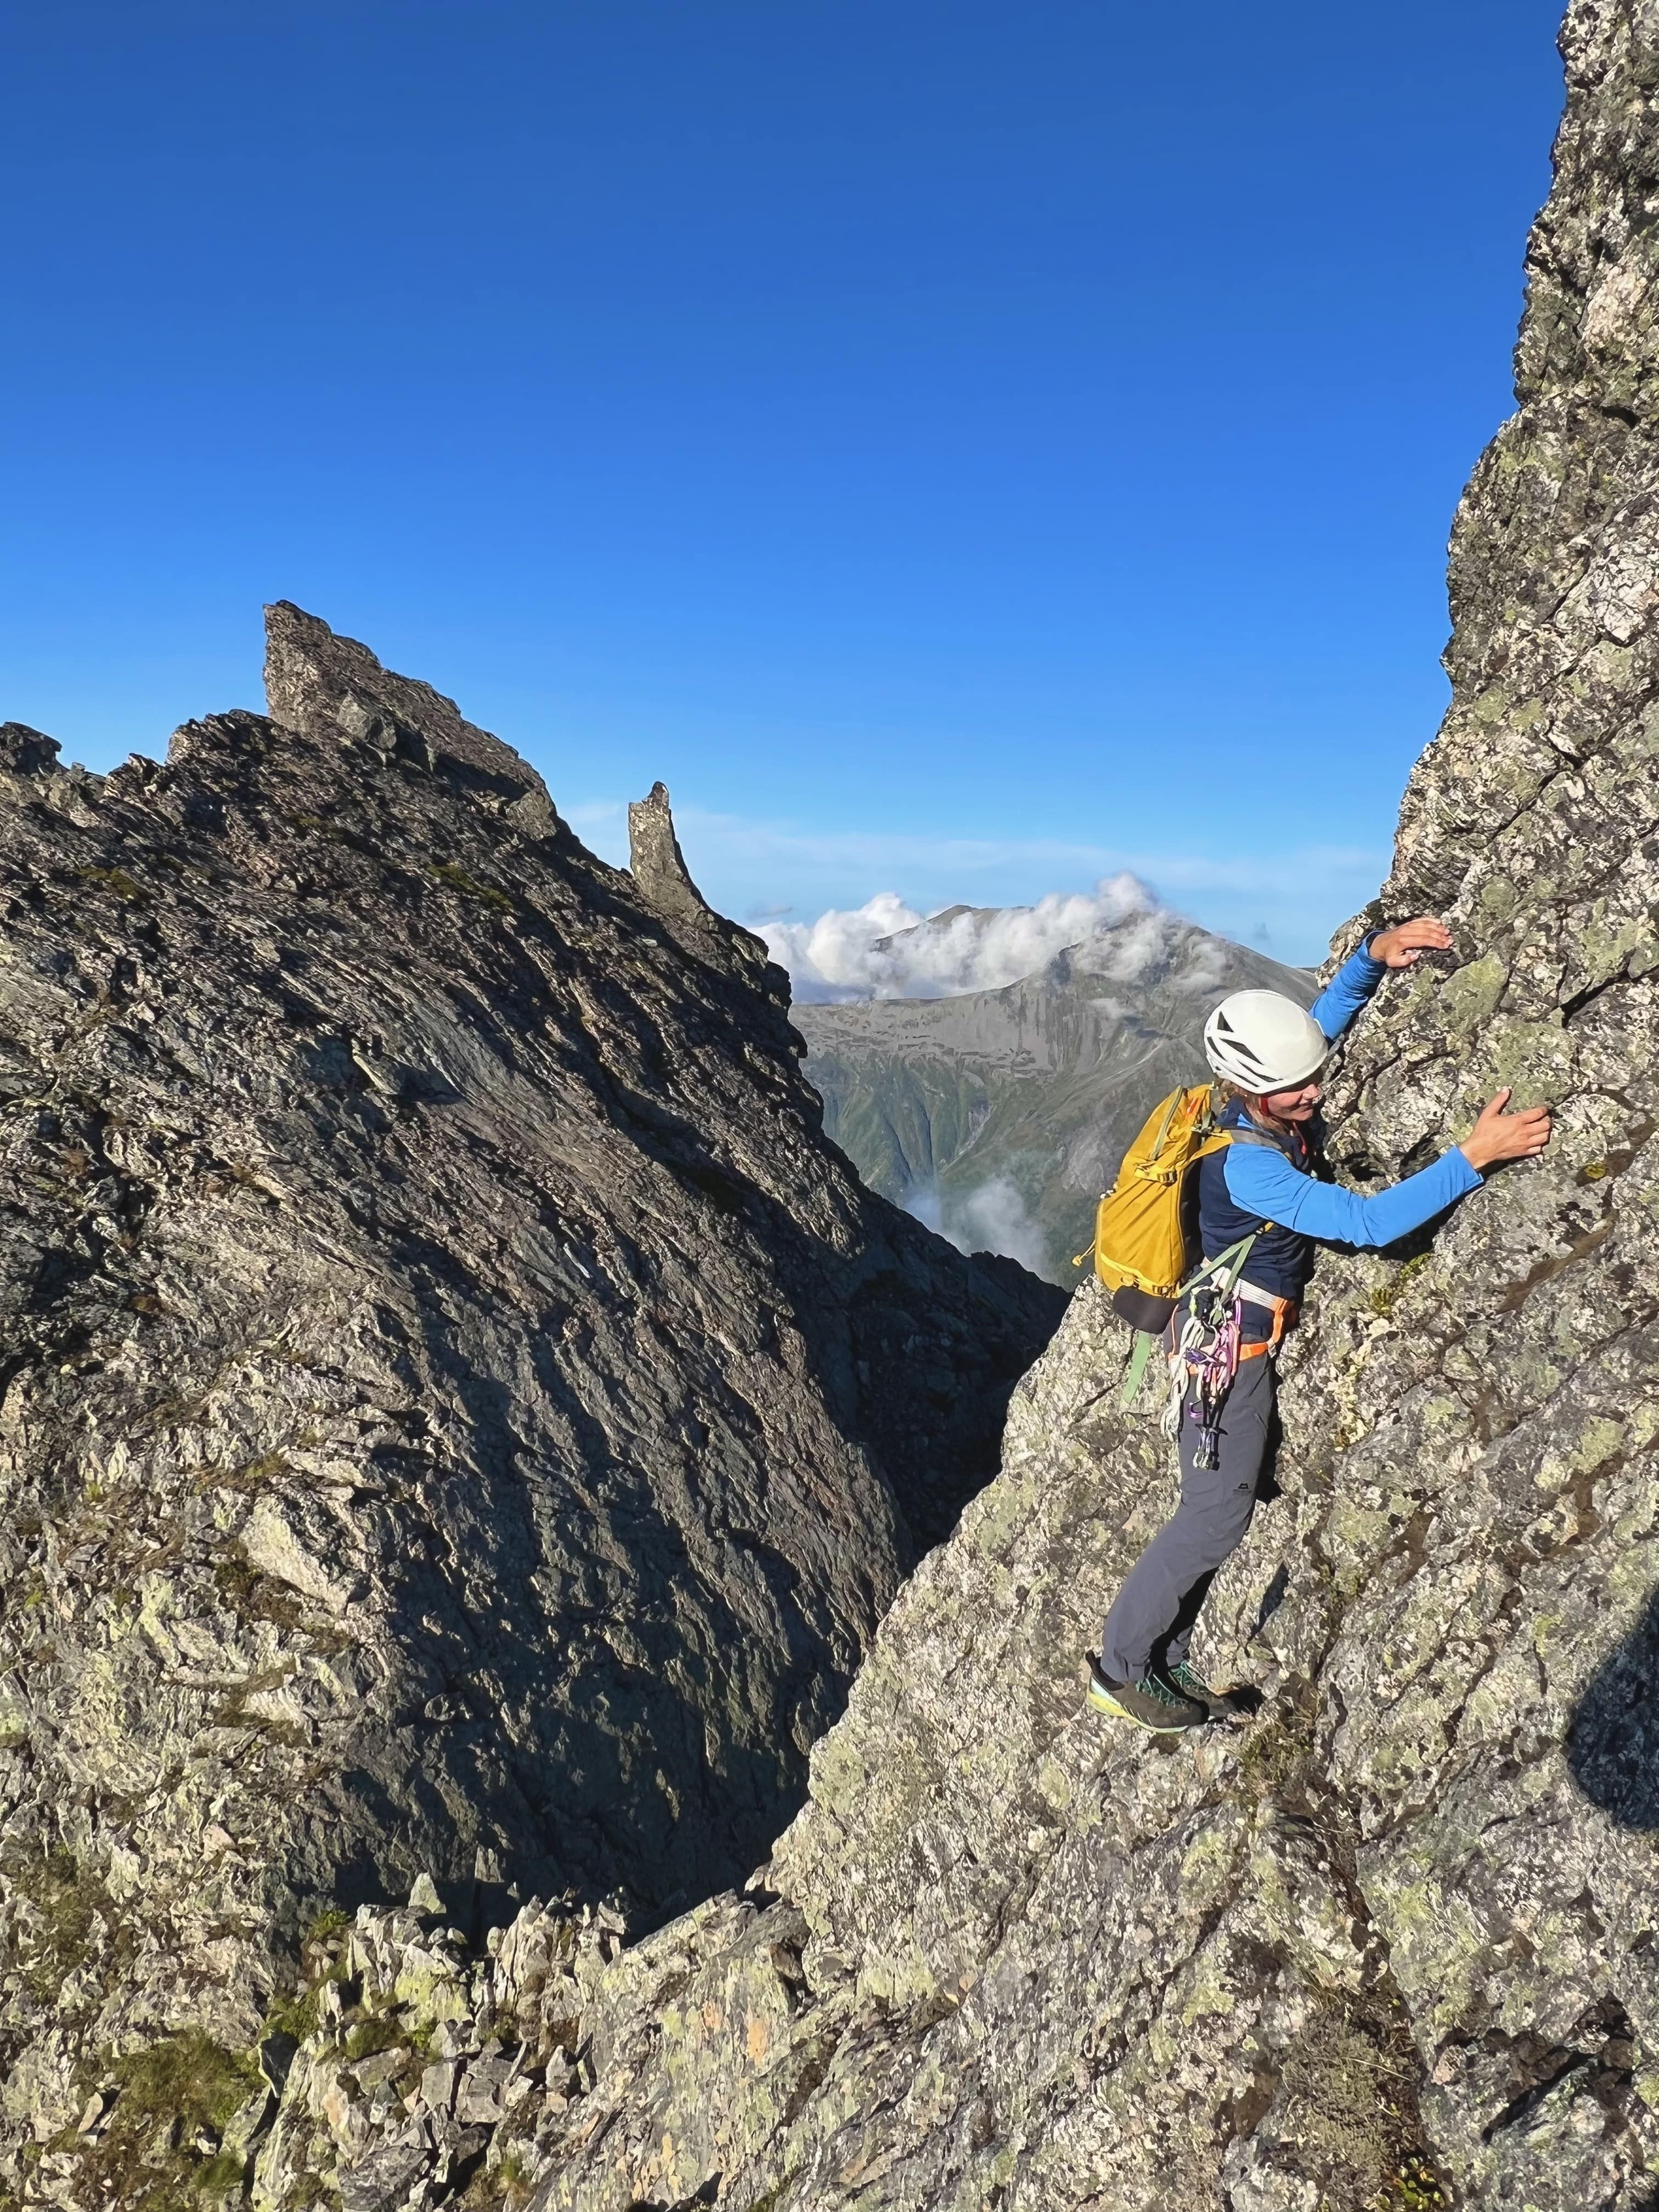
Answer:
top-left (795, 921), bottom-right (1313, 1282)
top-left (200, 6), bottom-right (1659, 2208)
top-left (0, 607), bottom-right (1062, 2207)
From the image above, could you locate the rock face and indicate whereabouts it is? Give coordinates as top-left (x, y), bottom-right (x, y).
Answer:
top-left (216, 8), bottom-right (1659, 2207)
top-left (795, 921), bottom-right (1313, 1282)
top-left (0, 606), bottom-right (1061, 2198)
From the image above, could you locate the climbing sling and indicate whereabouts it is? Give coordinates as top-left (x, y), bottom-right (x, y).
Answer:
top-left (1165, 1265), bottom-right (1299, 1460)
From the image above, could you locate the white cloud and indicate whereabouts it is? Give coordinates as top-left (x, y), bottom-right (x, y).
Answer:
top-left (760, 891), bottom-right (926, 998)
top-left (760, 875), bottom-right (1173, 1000)
top-left (950, 1177), bottom-right (1050, 1276)
top-left (905, 1175), bottom-right (1050, 1276)
top-left (904, 1181), bottom-right (944, 1234)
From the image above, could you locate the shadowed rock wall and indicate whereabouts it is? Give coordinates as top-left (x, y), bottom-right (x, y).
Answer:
top-left (0, 606), bottom-right (1061, 2179)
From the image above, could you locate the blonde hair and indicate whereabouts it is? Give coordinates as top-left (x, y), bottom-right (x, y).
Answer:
top-left (1217, 1081), bottom-right (1286, 1136)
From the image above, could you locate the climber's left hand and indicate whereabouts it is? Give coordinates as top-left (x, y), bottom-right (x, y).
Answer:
top-left (1370, 916), bottom-right (1454, 969)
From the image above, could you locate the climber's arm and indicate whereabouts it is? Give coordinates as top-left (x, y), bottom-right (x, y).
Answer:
top-left (1306, 941), bottom-right (1386, 1042)
top-left (1306, 916), bottom-right (1455, 1044)
top-left (1223, 1141), bottom-right (1481, 1251)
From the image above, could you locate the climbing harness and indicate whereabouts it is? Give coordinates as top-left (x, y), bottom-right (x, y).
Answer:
top-left (1114, 1116), bottom-right (1302, 1414)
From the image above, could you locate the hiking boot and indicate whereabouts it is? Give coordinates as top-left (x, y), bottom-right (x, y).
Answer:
top-left (1158, 1661), bottom-right (1246, 1723)
top-left (1086, 1658), bottom-right (1204, 1733)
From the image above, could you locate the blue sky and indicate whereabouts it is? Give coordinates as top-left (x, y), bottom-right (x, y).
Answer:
top-left (3, 1), bottom-right (1565, 964)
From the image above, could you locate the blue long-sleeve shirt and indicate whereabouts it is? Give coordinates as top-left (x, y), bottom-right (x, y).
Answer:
top-left (1197, 939), bottom-right (1482, 1306)
top-left (1306, 939), bottom-right (1390, 1042)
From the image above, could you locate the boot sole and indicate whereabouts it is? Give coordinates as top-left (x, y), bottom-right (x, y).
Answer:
top-left (1085, 1679), bottom-right (1196, 1733)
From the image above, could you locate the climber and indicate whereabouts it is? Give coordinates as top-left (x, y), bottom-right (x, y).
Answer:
top-left (1089, 916), bottom-right (1551, 1734)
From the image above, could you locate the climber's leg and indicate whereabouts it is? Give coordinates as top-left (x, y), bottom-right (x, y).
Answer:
top-left (1099, 1355), bottom-right (1275, 1687)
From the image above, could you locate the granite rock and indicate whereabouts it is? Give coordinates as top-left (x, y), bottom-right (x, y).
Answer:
top-left (9, 2), bottom-right (1659, 2205)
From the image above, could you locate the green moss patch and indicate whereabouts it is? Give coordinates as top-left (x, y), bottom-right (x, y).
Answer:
top-left (2, 1843), bottom-right (124, 2005)
top-left (57, 2032), bottom-right (264, 2210)
top-left (1273, 1996), bottom-right (1447, 2210)
top-left (429, 860), bottom-right (516, 914)
top-left (71, 865), bottom-right (149, 904)
top-left (1368, 1252), bottom-right (1432, 1318)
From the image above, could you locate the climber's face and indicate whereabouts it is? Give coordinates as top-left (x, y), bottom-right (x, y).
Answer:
top-left (1260, 1079), bottom-right (1322, 1124)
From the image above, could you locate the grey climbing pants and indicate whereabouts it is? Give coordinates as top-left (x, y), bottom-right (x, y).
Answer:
top-left (1099, 1349), bottom-right (1276, 1684)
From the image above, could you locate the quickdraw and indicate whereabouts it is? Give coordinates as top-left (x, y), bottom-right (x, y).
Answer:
top-left (1157, 1235), bottom-right (1257, 1468)
top-left (1160, 1273), bottom-right (1300, 1465)
top-left (1164, 1278), bottom-right (1245, 1470)
top-left (1185, 1291), bottom-right (1243, 1471)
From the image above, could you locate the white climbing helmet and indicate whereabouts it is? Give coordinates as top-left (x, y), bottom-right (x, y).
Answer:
top-left (1203, 990), bottom-right (1329, 1091)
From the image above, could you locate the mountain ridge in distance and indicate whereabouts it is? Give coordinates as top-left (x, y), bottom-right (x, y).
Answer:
top-left (793, 906), bottom-right (1316, 1281)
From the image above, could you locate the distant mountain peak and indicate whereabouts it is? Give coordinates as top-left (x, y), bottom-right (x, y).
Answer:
top-left (765, 872), bottom-right (1175, 1003)
top-left (871, 901), bottom-right (1007, 952)
top-left (793, 902), bottom-right (1313, 1279)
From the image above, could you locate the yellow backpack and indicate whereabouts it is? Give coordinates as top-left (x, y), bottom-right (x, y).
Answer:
top-left (1074, 1084), bottom-right (1240, 1333)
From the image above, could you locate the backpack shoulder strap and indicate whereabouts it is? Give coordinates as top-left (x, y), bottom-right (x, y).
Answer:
top-left (1120, 1327), bottom-right (1160, 1409)
top-left (1209, 1125), bottom-right (1289, 1235)
top-left (1222, 1126), bottom-right (1287, 1153)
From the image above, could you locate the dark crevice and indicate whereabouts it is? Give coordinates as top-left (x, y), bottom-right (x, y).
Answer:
top-left (1561, 968), bottom-right (1629, 1023)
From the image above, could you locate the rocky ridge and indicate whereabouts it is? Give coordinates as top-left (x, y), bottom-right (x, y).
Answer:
top-left (0, 608), bottom-right (1061, 2207)
top-left (217, 5), bottom-right (1659, 2207)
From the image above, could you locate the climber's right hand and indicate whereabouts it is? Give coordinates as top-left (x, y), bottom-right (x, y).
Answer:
top-left (1460, 1087), bottom-right (1553, 1172)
